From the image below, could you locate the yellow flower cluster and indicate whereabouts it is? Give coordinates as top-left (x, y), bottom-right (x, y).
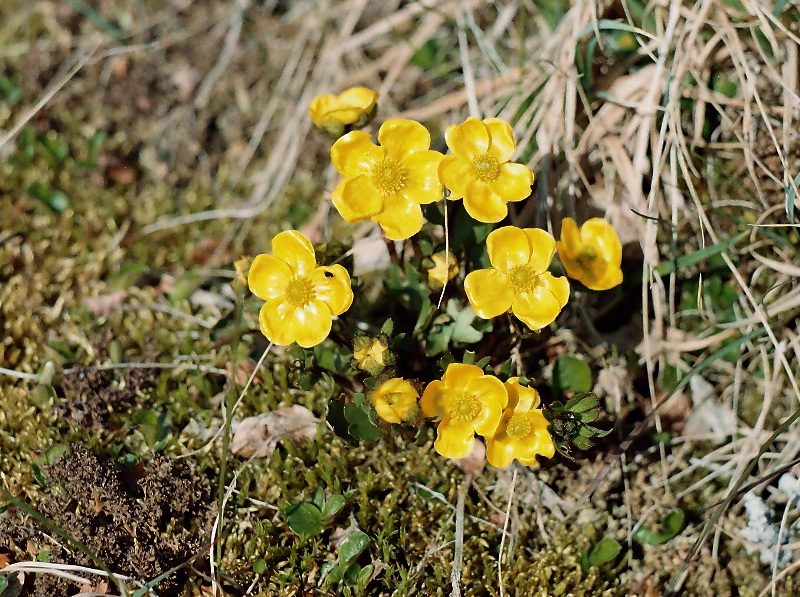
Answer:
top-left (240, 89), bottom-right (625, 471)
top-left (420, 364), bottom-right (554, 467)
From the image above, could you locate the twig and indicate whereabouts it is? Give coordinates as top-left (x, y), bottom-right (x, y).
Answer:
top-left (450, 473), bottom-right (472, 597)
top-left (498, 467), bottom-right (517, 597)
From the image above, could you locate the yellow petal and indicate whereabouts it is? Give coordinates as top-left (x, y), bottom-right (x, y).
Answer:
top-left (522, 228), bottom-right (557, 274)
top-left (486, 226), bottom-right (533, 272)
top-left (420, 380), bottom-right (446, 418)
top-left (372, 195), bottom-right (423, 240)
top-left (434, 418), bottom-right (476, 459)
top-left (310, 264), bottom-right (353, 316)
top-left (486, 435), bottom-right (516, 468)
top-left (337, 86), bottom-right (379, 111)
top-left (441, 362), bottom-right (485, 388)
top-left (331, 131), bottom-right (384, 178)
top-left (464, 268), bottom-right (514, 319)
top-left (402, 150), bottom-right (444, 204)
top-left (444, 117), bottom-right (490, 160)
top-left (484, 118), bottom-right (516, 163)
top-left (332, 175), bottom-right (384, 222)
top-left (540, 272), bottom-right (570, 308)
top-left (556, 217), bottom-right (582, 259)
top-left (462, 180), bottom-right (507, 223)
top-left (466, 376), bottom-right (507, 437)
top-left (296, 299), bottom-right (335, 348)
top-left (511, 279), bottom-right (567, 330)
top-left (438, 154), bottom-right (473, 200)
top-left (271, 230), bottom-right (317, 277)
top-left (583, 218), bottom-right (623, 264)
top-left (489, 162), bottom-right (533, 202)
top-left (589, 266), bottom-right (623, 291)
top-left (258, 298), bottom-right (296, 345)
top-left (505, 378), bottom-right (541, 410)
top-left (247, 254), bottom-right (292, 301)
top-left (308, 93), bottom-right (337, 127)
top-left (378, 119), bottom-right (431, 161)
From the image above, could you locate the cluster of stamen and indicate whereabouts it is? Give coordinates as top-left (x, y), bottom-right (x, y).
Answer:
top-left (576, 246), bottom-right (598, 269)
top-left (451, 392), bottom-right (482, 422)
top-left (285, 276), bottom-right (316, 307)
top-left (472, 153), bottom-right (500, 181)
top-left (508, 265), bottom-right (539, 294)
top-left (505, 413), bottom-right (533, 440)
top-left (372, 158), bottom-right (407, 194)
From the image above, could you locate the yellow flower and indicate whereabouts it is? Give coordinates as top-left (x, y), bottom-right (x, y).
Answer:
top-left (309, 86), bottom-right (379, 136)
top-left (486, 378), bottom-right (555, 468)
top-left (556, 217), bottom-right (623, 291)
top-left (353, 335), bottom-right (393, 375)
top-left (420, 363), bottom-right (508, 459)
top-left (464, 226), bottom-right (569, 331)
top-left (427, 251), bottom-right (458, 287)
top-left (370, 378), bottom-right (419, 424)
top-left (248, 230), bottom-right (353, 348)
top-left (438, 117), bottom-right (534, 223)
top-left (330, 119), bottom-right (444, 240)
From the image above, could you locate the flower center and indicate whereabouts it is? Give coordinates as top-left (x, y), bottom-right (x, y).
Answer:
top-left (508, 265), bottom-right (540, 294)
top-left (577, 247), bottom-right (598, 269)
top-left (373, 158), bottom-right (407, 194)
top-left (506, 413), bottom-right (533, 440)
top-left (451, 392), bottom-right (482, 422)
top-left (472, 153), bottom-right (500, 181)
top-left (285, 276), bottom-right (316, 307)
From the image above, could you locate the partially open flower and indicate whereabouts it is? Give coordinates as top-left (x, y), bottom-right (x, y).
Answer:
top-left (438, 117), bottom-right (533, 223)
top-left (486, 378), bottom-right (555, 468)
top-left (464, 226), bottom-right (569, 331)
top-left (330, 119), bottom-right (444, 240)
top-left (556, 217), bottom-right (623, 291)
top-left (427, 251), bottom-right (458, 287)
top-left (248, 230), bottom-right (353, 348)
top-left (370, 378), bottom-right (419, 424)
top-left (309, 86), bottom-right (379, 137)
top-left (353, 335), bottom-right (393, 376)
top-left (420, 363), bottom-right (508, 459)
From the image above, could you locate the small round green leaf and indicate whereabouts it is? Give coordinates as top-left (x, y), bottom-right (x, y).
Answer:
top-left (285, 502), bottom-right (324, 537)
top-left (338, 531), bottom-right (371, 568)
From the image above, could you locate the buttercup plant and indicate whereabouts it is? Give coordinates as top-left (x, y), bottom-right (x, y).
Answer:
top-left (242, 88), bottom-right (618, 473)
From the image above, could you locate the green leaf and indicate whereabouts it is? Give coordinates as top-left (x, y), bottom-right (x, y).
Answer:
top-left (285, 501), bottom-right (325, 537)
top-left (588, 538), bottom-right (622, 567)
top-left (553, 356), bottom-right (592, 394)
top-left (312, 487), bottom-right (326, 510)
top-left (448, 302), bottom-right (483, 344)
top-left (634, 509), bottom-right (685, 545)
top-left (253, 559), bottom-right (267, 575)
top-left (27, 182), bottom-right (69, 213)
top-left (0, 576), bottom-right (8, 592)
top-left (168, 271), bottom-right (204, 302)
top-left (31, 464), bottom-right (49, 486)
top-left (785, 171), bottom-right (800, 223)
top-left (322, 494), bottom-right (346, 520)
top-left (41, 135), bottom-right (69, 164)
top-left (338, 531), bottom-right (370, 568)
top-left (565, 392), bottom-right (599, 413)
top-left (410, 37), bottom-right (441, 70)
top-left (344, 394), bottom-right (382, 441)
top-left (379, 319), bottom-right (394, 336)
top-left (0, 75), bottom-right (21, 103)
top-left (655, 231), bottom-right (747, 277)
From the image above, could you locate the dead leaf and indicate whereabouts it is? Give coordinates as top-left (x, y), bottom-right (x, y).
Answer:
top-left (351, 234), bottom-right (391, 275)
top-left (454, 438), bottom-right (485, 476)
top-left (226, 359), bottom-right (263, 387)
top-left (329, 516), bottom-right (361, 550)
top-left (231, 405), bottom-right (317, 458)
top-left (83, 290), bottom-right (129, 316)
top-left (193, 237), bottom-right (233, 266)
top-left (0, 553), bottom-right (9, 568)
top-left (80, 580), bottom-right (110, 595)
top-left (171, 63), bottom-right (199, 102)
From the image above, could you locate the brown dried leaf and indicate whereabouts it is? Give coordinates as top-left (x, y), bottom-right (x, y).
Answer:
top-left (0, 553), bottom-right (9, 568)
top-left (230, 405), bottom-right (317, 458)
top-left (454, 438), bottom-right (485, 476)
top-left (226, 359), bottom-right (262, 387)
top-left (83, 290), bottom-right (129, 316)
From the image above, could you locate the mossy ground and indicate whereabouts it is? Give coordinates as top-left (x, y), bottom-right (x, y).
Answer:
top-left (3, 1), bottom-right (800, 595)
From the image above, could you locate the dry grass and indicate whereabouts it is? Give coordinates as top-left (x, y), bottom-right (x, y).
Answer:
top-left (2, 0), bottom-right (800, 595)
